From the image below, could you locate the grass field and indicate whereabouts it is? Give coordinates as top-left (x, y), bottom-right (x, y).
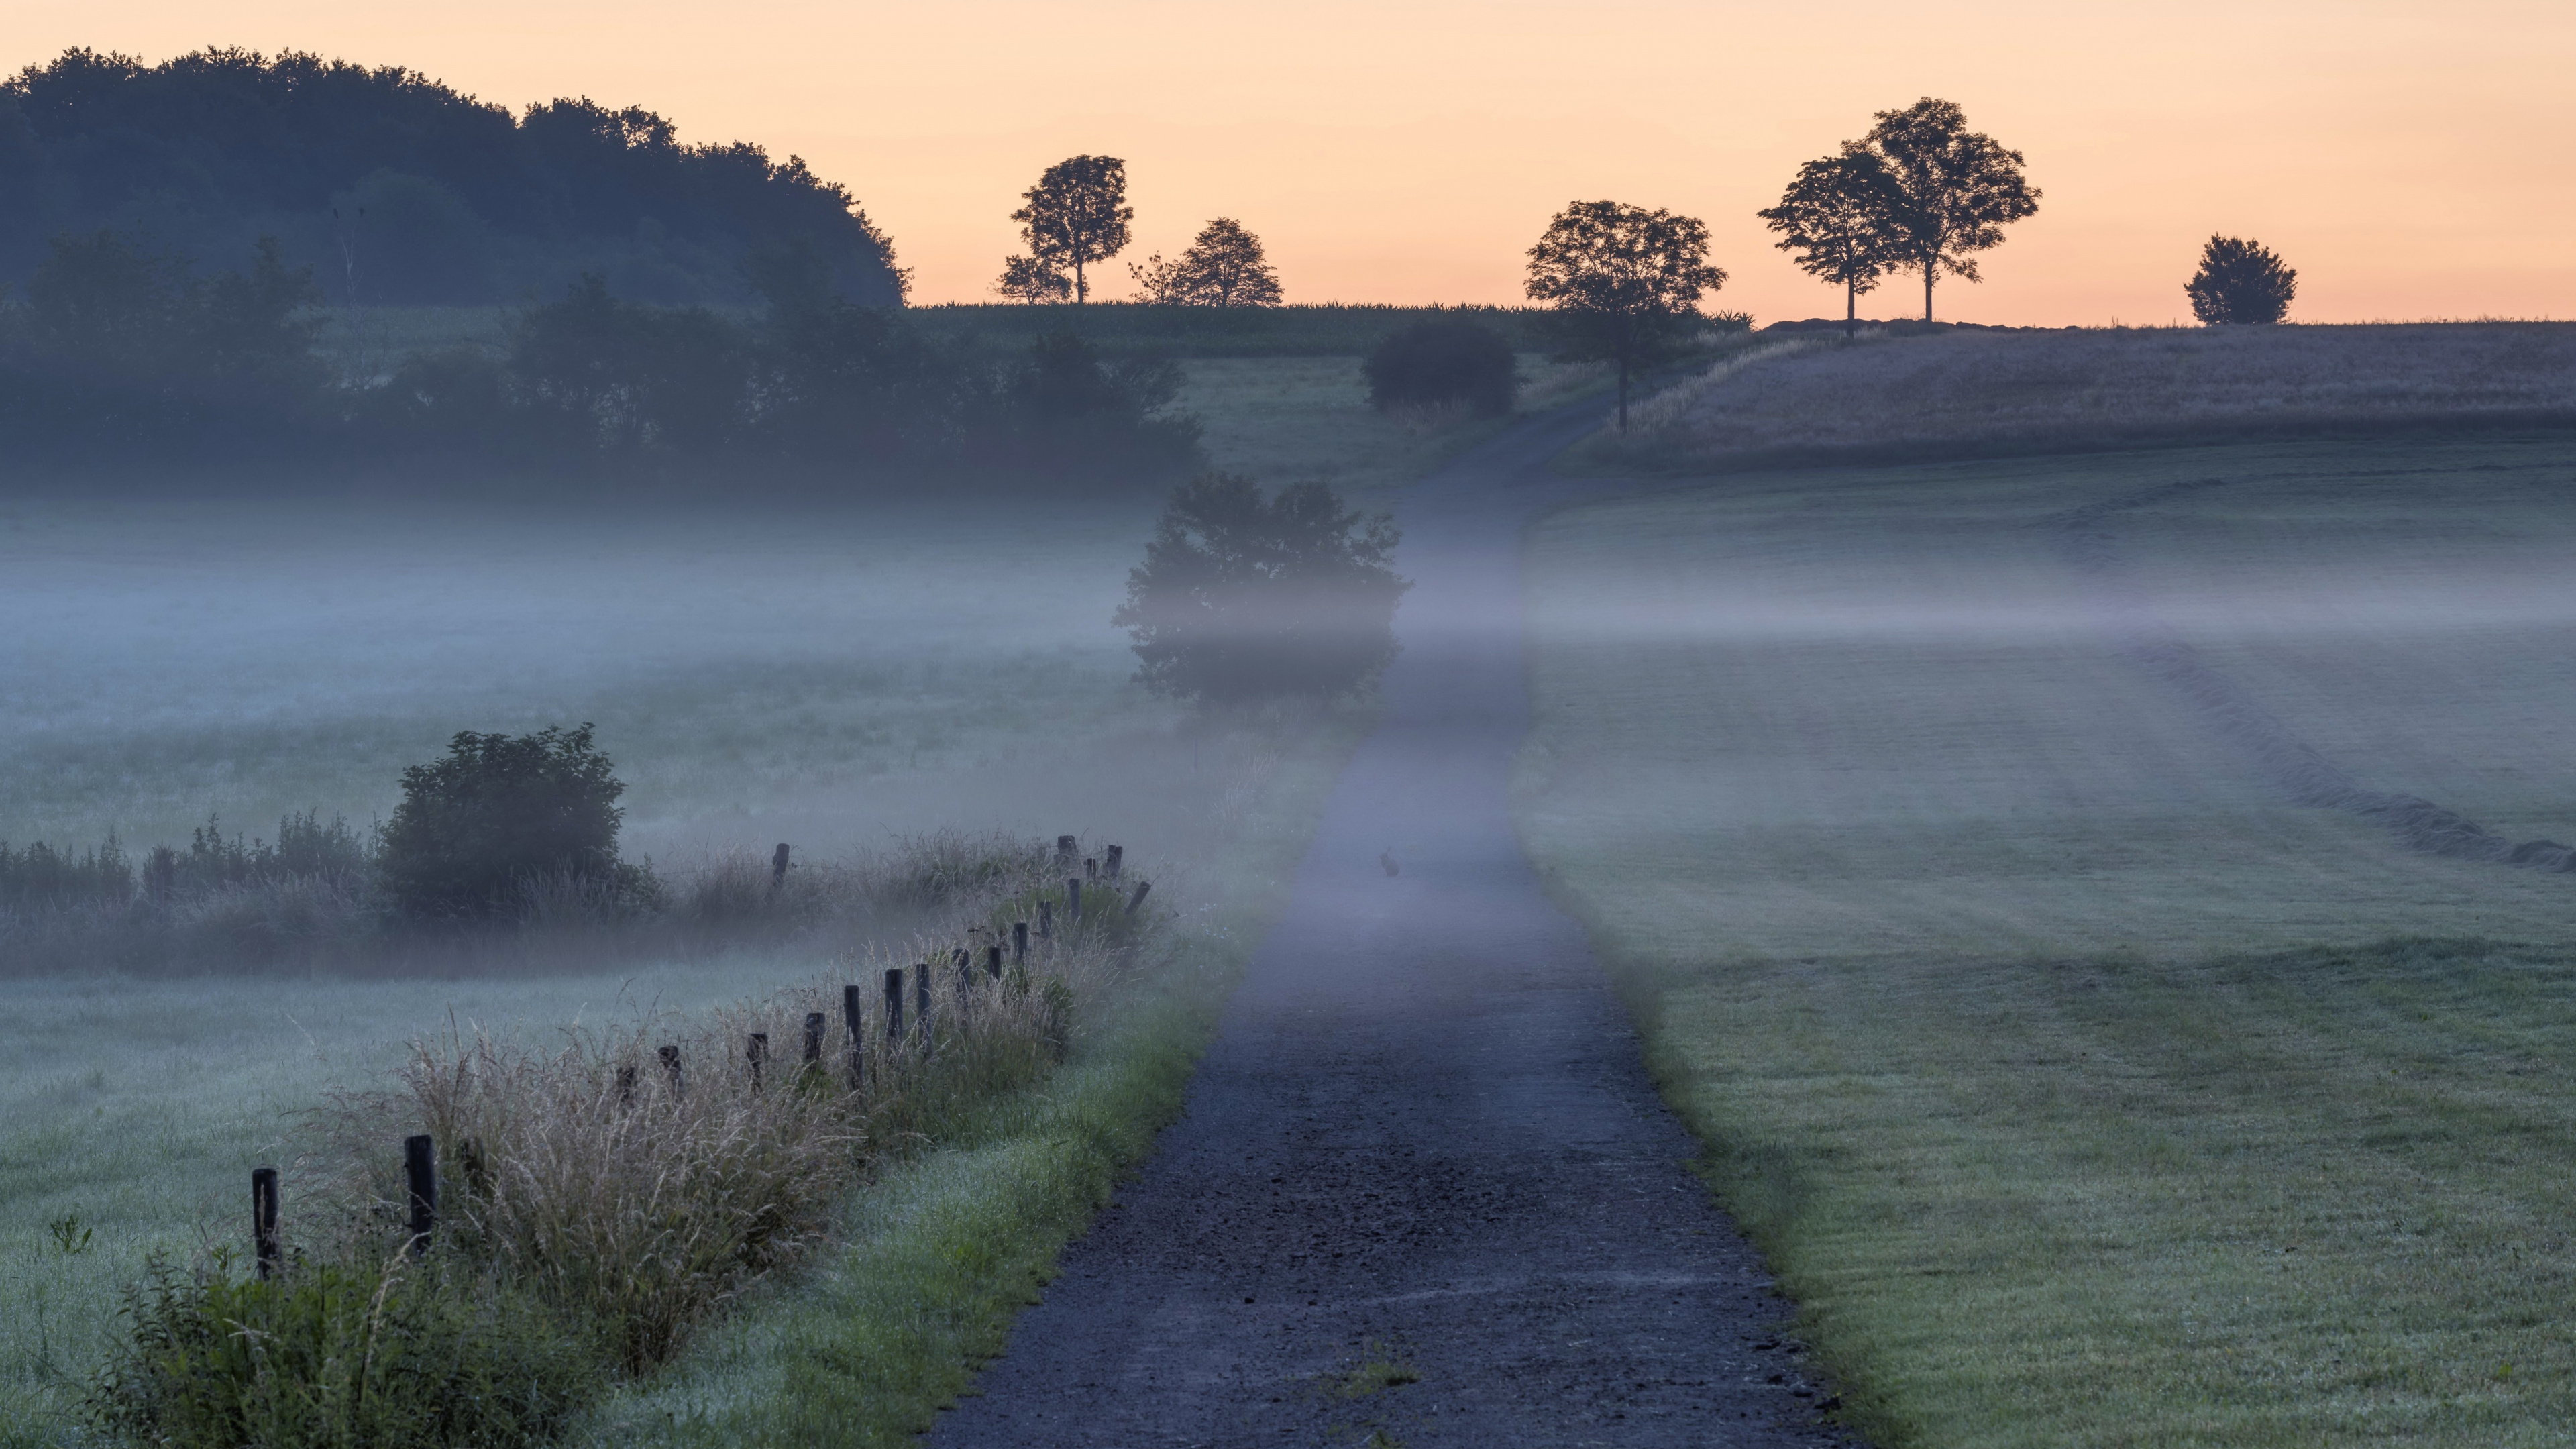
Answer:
top-left (1517, 433), bottom-right (2576, 1444)
top-left (0, 353), bottom-right (1505, 1442)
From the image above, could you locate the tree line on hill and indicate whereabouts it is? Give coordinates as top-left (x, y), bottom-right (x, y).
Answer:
top-left (0, 230), bottom-right (1195, 486)
top-left (0, 48), bottom-right (906, 307)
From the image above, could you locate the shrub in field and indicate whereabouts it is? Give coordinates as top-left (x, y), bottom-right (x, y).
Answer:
top-left (1363, 316), bottom-right (1517, 417)
top-left (1115, 473), bottom-right (1411, 708)
top-left (2186, 234), bottom-right (2297, 325)
top-left (378, 723), bottom-right (649, 920)
top-left (89, 1254), bottom-right (600, 1448)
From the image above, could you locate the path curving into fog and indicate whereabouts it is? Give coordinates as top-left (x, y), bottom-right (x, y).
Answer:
top-left (928, 401), bottom-right (1855, 1447)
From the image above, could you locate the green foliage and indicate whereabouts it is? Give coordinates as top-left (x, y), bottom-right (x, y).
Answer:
top-left (1007, 155), bottom-right (1134, 305)
top-left (89, 1255), bottom-right (601, 1449)
top-left (1523, 199), bottom-right (1728, 427)
top-left (377, 724), bottom-right (643, 920)
top-left (2187, 234), bottom-right (2298, 325)
top-left (1115, 474), bottom-right (1410, 707)
top-left (0, 834), bottom-right (132, 909)
top-left (1758, 144), bottom-right (1904, 332)
top-left (1126, 218), bottom-right (1283, 307)
top-left (1362, 316), bottom-right (1517, 416)
top-left (1857, 97), bottom-right (2041, 321)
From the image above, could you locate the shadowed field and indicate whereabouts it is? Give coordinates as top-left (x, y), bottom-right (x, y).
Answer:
top-left (1517, 434), bottom-right (2576, 1445)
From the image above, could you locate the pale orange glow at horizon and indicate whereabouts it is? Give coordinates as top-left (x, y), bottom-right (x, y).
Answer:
top-left (13, 1), bottom-right (2574, 323)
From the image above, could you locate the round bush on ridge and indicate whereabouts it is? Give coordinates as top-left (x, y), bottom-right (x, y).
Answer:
top-left (1363, 317), bottom-right (1517, 417)
top-left (377, 722), bottom-right (647, 920)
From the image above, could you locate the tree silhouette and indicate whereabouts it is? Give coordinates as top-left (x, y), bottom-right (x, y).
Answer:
top-left (1523, 200), bottom-right (1726, 429)
top-left (1128, 217), bottom-right (1283, 306)
top-left (994, 253), bottom-right (1071, 305)
top-left (1862, 98), bottom-right (2039, 321)
top-left (2185, 235), bottom-right (2296, 324)
top-left (1758, 145), bottom-right (1901, 337)
top-left (1114, 474), bottom-right (1410, 708)
top-left (1010, 155), bottom-right (1133, 305)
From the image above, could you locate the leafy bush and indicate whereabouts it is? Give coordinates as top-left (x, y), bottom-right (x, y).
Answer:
top-left (1363, 315), bottom-right (1518, 417)
top-left (2186, 235), bottom-right (2297, 325)
top-left (0, 834), bottom-right (133, 909)
top-left (89, 1255), bottom-right (601, 1449)
top-left (377, 723), bottom-right (647, 920)
top-left (1114, 474), bottom-right (1411, 708)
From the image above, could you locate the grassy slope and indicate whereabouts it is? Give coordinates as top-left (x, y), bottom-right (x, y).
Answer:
top-left (1515, 435), bottom-right (2576, 1446)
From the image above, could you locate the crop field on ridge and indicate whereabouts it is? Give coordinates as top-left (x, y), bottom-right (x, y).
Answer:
top-left (1516, 431), bottom-right (2576, 1445)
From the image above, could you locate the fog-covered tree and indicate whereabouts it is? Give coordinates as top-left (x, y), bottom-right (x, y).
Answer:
top-left (1758, 144), bottom-right (1901, 336)
top-left (377, 724), bottom-right (647, 920)
top-left (1114, 474), bottom-right (1410, 707)
top-left (1128, 218), bottom-right (1283, 306)
top-left (2185, 235), bottom-right (2297, 325)
top-left (1010, 155), bottom-right (1132, 305)
top-left (1524, 199), bottom-right (1726, 429)
top-left (1861, 97), bottom-right (2039, 321)
top-left (995, 253), bottom-right (1072, 304)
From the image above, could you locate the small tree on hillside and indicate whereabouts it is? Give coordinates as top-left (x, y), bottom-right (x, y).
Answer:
top-left (1523, 200), bottom-right (1727, 429)
top-left (994, 254), bottom-right (1072, 305)
top-left (1114, 474), bottom-right (1411, 708)
top-left (2185, 235), bottom-right (2297, 324)
top-left (1010, 155), bottom-right (1134, 305)
top-left (378, 723), bottom-right (645, 919)
top-left (1758, 145), bottom-right (1902, 337)
top-left (1861, 98), bottom-right (2040, 321)
top-left (1128, 217), bottom-right (1285, 306)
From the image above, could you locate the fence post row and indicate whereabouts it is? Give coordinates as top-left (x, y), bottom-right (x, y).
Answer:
top-left (747, 1032), bottom-right (767, 1095)
top-left (1013, 920), bottom-right (1028, 962)
top-left (843, 983), bottom-right (865, 1087)
top-left (769, 843), bottom-right (791, 894)
top-left (252, 1166), bottom-right (281, 1279)
top-left (883, 967), bottom-right (905, 1042)
top-left (403, 1134), bottom-right (437, 1257)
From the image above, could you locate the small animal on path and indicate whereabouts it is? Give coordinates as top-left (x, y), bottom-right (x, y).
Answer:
top-left (1380, 849), bottom-right (1399, 877)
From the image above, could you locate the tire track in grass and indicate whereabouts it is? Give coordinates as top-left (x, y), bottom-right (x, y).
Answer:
top-left (2061, 479), bottom-right (2576, 873)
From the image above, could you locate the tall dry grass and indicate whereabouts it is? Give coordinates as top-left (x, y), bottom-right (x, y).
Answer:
top-left (1593, 321), bottom-right (2576, 468)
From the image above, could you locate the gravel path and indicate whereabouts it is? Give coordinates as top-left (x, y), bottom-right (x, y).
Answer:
top-left (929, 399), bottom-right (1856, 1448)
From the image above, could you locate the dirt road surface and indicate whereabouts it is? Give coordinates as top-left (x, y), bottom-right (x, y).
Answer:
top-left (928, 399), bottom-right (1857, 1448)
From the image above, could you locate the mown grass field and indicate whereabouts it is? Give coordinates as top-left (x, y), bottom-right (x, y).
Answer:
top-left (1517, 432), bottom-right (2576, 1445)
top-left (0, 352), bottom-right (1499, 1444)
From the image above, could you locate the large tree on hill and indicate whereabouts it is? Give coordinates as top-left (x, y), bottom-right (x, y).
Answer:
top-left (2185, 235), bottom-right (2297, 324)
top-left (1523, 200), bottom-right (1726, 429)
top-left (1128, 217), bottom-right (1284, 306)
top-left (1860, 98), bottom-right (2039, 321)
top-left (1758, 145), bottom-right (1902, 337)
top-left (1010, 155), bottom-right (1133, 306)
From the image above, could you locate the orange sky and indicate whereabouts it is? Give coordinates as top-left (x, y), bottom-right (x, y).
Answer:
top-left (13, 1), bottom-right (2573, 323)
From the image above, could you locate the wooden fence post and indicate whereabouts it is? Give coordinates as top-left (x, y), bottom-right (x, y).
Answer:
top-left (843, 984), bottom-right (865, 1087)
top-left (1105, 845), bottom-right (1123, 879)
top-left (1013, 920), bottom-right (1028, 962)
top-left (884, 968), bottom-right (905, 1044)
top-left (769, 843), bottom-right (791, 895)
top-left (252, 1166), bottom-right (280, 1279)
top-left (403, 1134), bottom-right (437, 1257)
top-left (1126, 880), bottom-right (1152, 915)
top-left (1084, 856), bottom-right (1097, 881)
top-left (1069, 879), bottom-right (1083, 922)
top-left (747, 1032), bottom-right (767, 1095)
top-left (1056, 834), bottom-right (1077, 863)
top-left (659, 1044), bottom-right (684, 1098)
top-left (987, 943), bottom-right (1004, 979)
top-left (803, 1011), bottom-right (826, 1065)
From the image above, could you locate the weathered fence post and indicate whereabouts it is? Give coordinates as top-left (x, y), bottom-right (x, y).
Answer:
top-left (1037, 901), bottom-right (1053, 940)
top-left (252, 1166), bottom-right (281, 1279)
top-left (747, 1032), bottom-right (768, 1095)
top-left (403, 1134), bottom-right (437, 1257)
top-left (884, 968), bottom-right (905, 1044)
top-left (1126, 880), bottom-right (1152, 916)
top-left (803, 1011), bottom-right (826, 1065)
top-left (1013, 920), bottom-right (1028, 962)
top-left (1069, 879), bottom-right (1083, 922)
top-left (659, 1044), bottom-right (684, 1098)
top-left (1056, 834), bottom-right (1077, 863)
top-left (987, 943), bottom-right (1004, 979)
top-left (1104, 845), bottom-right (1123, 879)
top-left (843, 984), bottom-right (865, 1087)
top-left (1084, 856), bottom-right (1097, 881)
top-left (769, 843), bottom-right (791, 895)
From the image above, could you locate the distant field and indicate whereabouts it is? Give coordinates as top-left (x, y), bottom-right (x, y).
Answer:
top-left (1517, 435), bottom-right (2576, 1445)
top-left (1582, 322), bottom-right (2576, 472)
